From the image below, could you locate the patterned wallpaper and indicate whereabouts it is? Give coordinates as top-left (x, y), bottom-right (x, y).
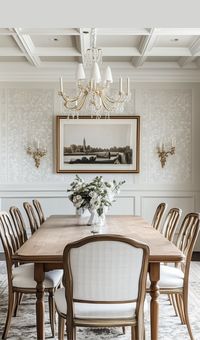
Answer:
top-left (0, 86), bottom-right (192, 185)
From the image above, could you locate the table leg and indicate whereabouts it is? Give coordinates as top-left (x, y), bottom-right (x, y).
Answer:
top-left (34, 263), bottom-right (45, 340)
top-left (149, 262), bottom-right (160, 340)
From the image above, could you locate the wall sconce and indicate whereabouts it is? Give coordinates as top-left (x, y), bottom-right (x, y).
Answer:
top-left (26, 141), bottom-right (47, 168)
top-left (157, 139), bottom-right (176, 168)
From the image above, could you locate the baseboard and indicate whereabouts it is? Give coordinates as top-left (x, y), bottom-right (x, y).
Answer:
top-left (0, 251), bottom-right (199, 262)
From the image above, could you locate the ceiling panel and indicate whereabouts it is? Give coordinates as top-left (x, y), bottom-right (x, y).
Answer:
top-left (103, 56), bottom-right (132, 62)
top-left (154, 35), bottom-right (196, 48)
top-left (146, 56), bottom-right (180, 62)
top-left (40, 56), bottom-right (78, 62)
top-left (30, 35), bottom-right (77, 48)
top-left (97, 35), bottom-right (141, 48)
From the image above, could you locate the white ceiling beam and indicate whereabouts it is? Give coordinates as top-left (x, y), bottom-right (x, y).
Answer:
top-left (132, 28), bottom-right (157, 67)
top-left (12, 28), bottom-right (41, 67)
top-left (18, 28), bottom-right (80, 36)
top-left (96, 28), bottom-right (150, 35)
top-left (154, 28), bottom-right (200, 35)
top-left (148, 47), bottom-right (192, 56)
top-left (101, 47), bottom-right (140, 56)
top-left (76, 28), bottom-right (91, 63)
top-left (35, 47), bottom-right (81, 57)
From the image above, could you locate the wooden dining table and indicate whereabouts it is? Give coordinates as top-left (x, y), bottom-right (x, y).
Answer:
top-left (14, 215), bottom-right (184, 340)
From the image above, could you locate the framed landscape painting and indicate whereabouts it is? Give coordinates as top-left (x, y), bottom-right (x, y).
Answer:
top-left (56, 115), bottom-right (140, 173)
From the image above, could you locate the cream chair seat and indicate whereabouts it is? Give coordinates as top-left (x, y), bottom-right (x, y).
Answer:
top-left (55, 288), bottom-right (148, 319)
top-left (13, 263), bottom-right (63, 289)
top-left (147, 265), bottom-right (184, 289)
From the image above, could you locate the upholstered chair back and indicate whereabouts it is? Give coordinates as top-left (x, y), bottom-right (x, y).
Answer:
top-left (63, 235), bottom-right (149, 304)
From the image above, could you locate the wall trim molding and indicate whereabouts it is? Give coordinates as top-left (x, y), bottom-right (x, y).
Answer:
top-left (0, 67), bottom-right (200, 83)
top-left (0, 184), bottom-right (199, 192)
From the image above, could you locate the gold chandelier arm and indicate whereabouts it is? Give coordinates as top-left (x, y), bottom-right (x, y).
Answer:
top-left (103, 92), bottom-right (127, 104)
top-left (101, 94), bottom-right (116, 111)
top-left (59, 90), bottom-right (81, 104)
top-left (76, 93), bottom-right (88, 110)
top-left (63, 92), bottom-right (88, 111)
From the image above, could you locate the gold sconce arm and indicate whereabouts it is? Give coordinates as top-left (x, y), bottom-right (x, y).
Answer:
top-left (157, 145), bottom-right (175, 168)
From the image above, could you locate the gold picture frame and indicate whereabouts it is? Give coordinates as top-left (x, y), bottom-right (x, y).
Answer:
top-left (56, 115), bottom-right (140, 173)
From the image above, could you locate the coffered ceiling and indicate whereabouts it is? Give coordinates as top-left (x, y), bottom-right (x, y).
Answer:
top-left (1, 27), bottom-right (200, 81)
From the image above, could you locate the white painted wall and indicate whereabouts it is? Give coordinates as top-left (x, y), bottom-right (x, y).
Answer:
top-left (0, 81), bottom-right (200, 250)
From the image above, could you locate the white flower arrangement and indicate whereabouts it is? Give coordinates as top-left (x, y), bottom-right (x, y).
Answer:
top-left (67, 175), bottom-right (125, 217)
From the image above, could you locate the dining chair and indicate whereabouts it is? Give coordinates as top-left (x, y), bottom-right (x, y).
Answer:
top-left (147, 212), bottom-right (200, 340)
top-left (23, 202), bottom-right (40, 235)
top-left (55, 234), bottom-right (149, 340)
top-left (32, 199), bottom-right (46, 225)
top-left (9, 206), bottom-right (28, 246)
top-left (152, 202), bottom-right (167, 231)
top-left (0, 211), bottom-right (63, 339)
top-left (161, 207), bottom-right (182, 241)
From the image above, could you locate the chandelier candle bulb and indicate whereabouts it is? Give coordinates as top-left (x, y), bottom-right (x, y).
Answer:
top-left (60, 77), bottom-right (63, 93)
top-left (76, 63), bottom-right (86, 80)
top-left (91, 62), bottom-right (101, 82)
top-left (104, 66), bottom-right (113, 83)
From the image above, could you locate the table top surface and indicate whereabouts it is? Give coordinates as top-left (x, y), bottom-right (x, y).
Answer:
top-left (14, 215), bottom-right (184, 263)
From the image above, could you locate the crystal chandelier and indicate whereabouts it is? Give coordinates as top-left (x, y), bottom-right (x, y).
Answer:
top-left (58, 28), bottom-right (130, 117)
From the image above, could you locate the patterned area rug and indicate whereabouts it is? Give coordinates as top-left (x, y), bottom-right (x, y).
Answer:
top-left (0, 261), bottom-right (200, 340)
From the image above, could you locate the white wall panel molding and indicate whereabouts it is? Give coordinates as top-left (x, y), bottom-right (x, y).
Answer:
top-left (0, 185), bottom-right (199, 195)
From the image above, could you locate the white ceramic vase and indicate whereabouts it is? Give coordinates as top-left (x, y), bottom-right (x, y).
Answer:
top-left (87, 210), bottom-right (106, 233)
top-left (76, 208), bottom-right (89, 225)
